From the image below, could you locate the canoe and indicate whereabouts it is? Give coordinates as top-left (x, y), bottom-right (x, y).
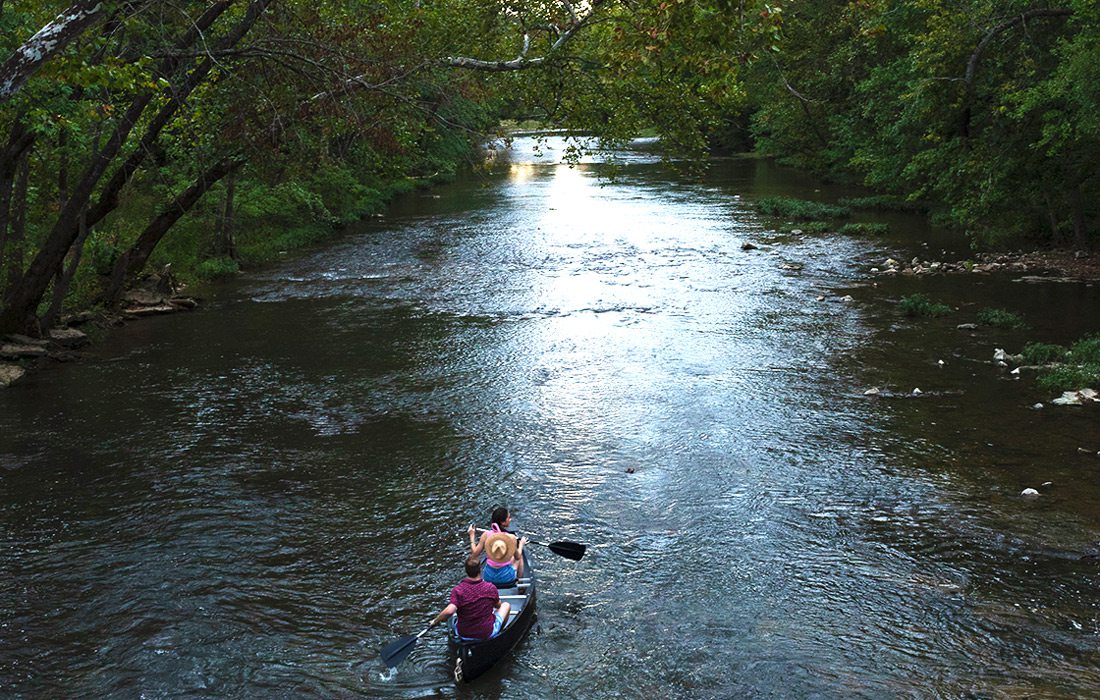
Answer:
top-left (447, 550), bottom-right (537, 683)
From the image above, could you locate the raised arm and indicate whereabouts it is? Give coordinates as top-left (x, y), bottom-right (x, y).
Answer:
top-left (468, 524), bottom-right (487, 557)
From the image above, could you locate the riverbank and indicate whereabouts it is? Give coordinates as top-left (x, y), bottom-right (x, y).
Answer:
top-left (0, 142), bottom-right (484, 388)
top-left (870, 248), bottom-right (1100, 283)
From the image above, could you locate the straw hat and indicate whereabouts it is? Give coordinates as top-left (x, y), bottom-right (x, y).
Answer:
top-left (485, 532), bottom-right (517, 563)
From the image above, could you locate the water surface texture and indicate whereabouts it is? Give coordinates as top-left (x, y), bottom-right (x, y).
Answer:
top-left (3, 138), bottom-right (1100, 698)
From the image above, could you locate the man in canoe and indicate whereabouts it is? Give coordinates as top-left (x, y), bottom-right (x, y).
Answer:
top-left (432, 557), bottom-right (511, 640)
top-left (468, 506), bottom-right (529, 586)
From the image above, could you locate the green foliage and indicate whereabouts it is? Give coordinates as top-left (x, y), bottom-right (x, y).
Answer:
top-left (755, 197), bottom-right (850, 220)
top-left (837, 222), bottom-right (889, 236)
top-left (837, 195), bottom-right (926, 212)
top-left (7, 0), bottom-right (1098, 334)
top-left (1069, 334), bottom-right (1100, 365)
top-left (1037, 364), bottom-right (1100, 393)
top-left (84, 235), bottom-right (122, 277)
top-left (976, 308), bottom-right (1026, 329)
top-left (740, 0), bottom-right (1098, 249)
top-left (196, 257), bottom-right (241, 279)
top-left (898, 293), bottom-right (953, 317)
top-left (1022, 342), bottom-right (1068, 365)
top-left (1028, 334), bottom-right (1100, 391)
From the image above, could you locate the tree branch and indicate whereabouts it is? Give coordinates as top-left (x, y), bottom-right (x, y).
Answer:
top-left (443, 0), bottom-right (610, 71)
top-left (0, 1), bottom-right (120, 102)
top-left (960, 8), bottom-right (1073, 139)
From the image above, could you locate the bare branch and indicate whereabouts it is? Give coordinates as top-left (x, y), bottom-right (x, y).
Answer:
top-left (443, 0), bottom-right (610, 71)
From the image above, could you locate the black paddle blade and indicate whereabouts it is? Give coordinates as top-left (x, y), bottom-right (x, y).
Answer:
top-left (379, 634), bottom-right (418, 668)
top-left (548, 541), bottom-right (586, 561)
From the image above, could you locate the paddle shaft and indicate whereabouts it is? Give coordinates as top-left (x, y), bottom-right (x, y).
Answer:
top-left (380, 621), bottom-right (438, 668)
top-left (473, 528), bottom-right (586, 560)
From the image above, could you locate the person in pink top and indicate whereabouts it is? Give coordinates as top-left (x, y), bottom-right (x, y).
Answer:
top-left (432, 557), bottom-right (512, 639)
top-left (468, 506), bottom-right (529, 586)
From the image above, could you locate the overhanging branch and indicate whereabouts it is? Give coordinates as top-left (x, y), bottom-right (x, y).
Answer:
top-left (960, 8), bottom-right (1073, 139)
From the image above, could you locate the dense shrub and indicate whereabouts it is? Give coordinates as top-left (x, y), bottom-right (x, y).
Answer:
top-left (898, 293), bottom-right (953, 317)
top-left (1069, 335), bottom-right (1100, 365)
top-left (1021, 342), bottom-right (1067, 364)
top-left (780, 220), bottom-right (833, 233)
top-left (837, 196), bottom-right (926, 212)
top-left (1037, 364), bottom-right (1100, 393)
top-left (838, 222), bottom-right (889, 236)
top-left (755, 197), bottom-right (850, 220)
top-left (196, 257), bottom-right (241, 279)
top-left (976, 308), bottom-right (1026, 329)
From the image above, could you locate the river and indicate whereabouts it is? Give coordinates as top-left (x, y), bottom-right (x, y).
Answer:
top-left (3, 137), bottom-right (1100, 698)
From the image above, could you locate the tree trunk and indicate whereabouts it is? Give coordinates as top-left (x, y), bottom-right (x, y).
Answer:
top-left (0, 92), bottom-right (153, 335)
top-left (42, 210), bottom-right (91, 330)
top-left (84, 0), bottom-right (238, 230)
top-left (0, 0), bottom-right (271, 335)
top-left (0, 143), bottom-right (15, 276)
top-left (1072, 191), bottom-right (1088, 250)
top-left (1, 135), bottom-right (31, 296)
top-left (0, 119), bottom-right (33, 269)
top-left (104, 156), bottom-right (244, 307)
top-left (216, 173), bottom-right (238, 260)
top-left (2, 150), bottom-right (29, 318)
top-left (0, 0), bottom-right (114, 102)
top-left (58, 129), bottom-right (69, 203)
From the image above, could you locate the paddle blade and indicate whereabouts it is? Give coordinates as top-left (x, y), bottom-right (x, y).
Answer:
top-left (548, 541), bottom-right (586, 561)
top-left (379, 634), bottom-right (419, 668)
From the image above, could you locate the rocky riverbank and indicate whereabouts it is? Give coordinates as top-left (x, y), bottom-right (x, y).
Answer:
top-left (868, 249), bottom-right (1100, 283)
top-left (0, 273), bottom-right (198, 387)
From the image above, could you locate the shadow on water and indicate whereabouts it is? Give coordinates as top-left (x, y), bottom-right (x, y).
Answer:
top-left (3, 136), bottom-right (1100, 698)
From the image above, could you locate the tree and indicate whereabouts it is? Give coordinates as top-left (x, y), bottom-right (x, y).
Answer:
top-left (0, 0), bottom-right (775, 335)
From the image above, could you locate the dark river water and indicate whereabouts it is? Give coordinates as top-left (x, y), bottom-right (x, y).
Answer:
top-left (3, 137), bottom-right (1100, 698)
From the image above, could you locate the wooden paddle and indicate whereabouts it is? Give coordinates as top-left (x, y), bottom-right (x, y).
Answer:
top-left (474, 528), bottom-right (586, 561)
top-left (379, 620), bottom-right (439, 669)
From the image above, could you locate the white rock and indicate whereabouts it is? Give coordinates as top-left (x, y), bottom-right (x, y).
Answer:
top-left (1041, 481), bottom-right (1053, 487)
top-left (1031, 403), bottom-right (1044, 410)
top-left (993, 348), bottom-right (1007, 361)
top-left (870, 267), bottom-right (880, 273)
top-left (816, 296), bottom-right (825, 301)
top-left (47, 327), bottom-right (88, 348)
top-left (839, 295), bottom-right (854, 302)
top-left (791, 229), bottom-right (803, 235)
top-left (864, 387), bottom-right (881, 396)
top-left (912, 387), bottom-right (922, 395)
top-left (1021, 488), bottom-right (1040, 497)
top-left (1053, 391), bottom-right (1091, 406)
top-left (1010, 367), bottom-right (1020, 375)
top-left (957, 323), bottom-right (978, 330)
top-left (0, 364), bottom-right (25, 387)
top-left (937, 360), bottom-right (945, 367)
top-left (0, 343), bottom-right (46, 359)
top-left (1081, 388), bottom-right (1099, 401)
